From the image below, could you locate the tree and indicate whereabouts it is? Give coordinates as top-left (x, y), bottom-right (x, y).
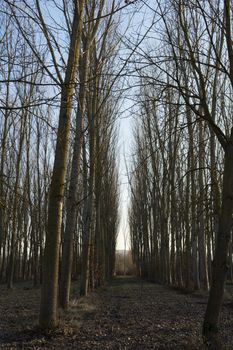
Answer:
top-left (59, 0), bottom-right (105, 310)
top-left (129, 0), bottom-right (233, 346)
top-left (39, 0), bottom-right (86, 329)
top-left (0, 0), bottom-right (123, 333)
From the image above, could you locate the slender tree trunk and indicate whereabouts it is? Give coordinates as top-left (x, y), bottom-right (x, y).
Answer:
top-left (203, 130), bottom-right (233, 345)
top-left (80, 140), bottom-right (92, 296)
top-left (7, 111), bottom-right (26, 289)
top-left (59, 43), bottom-right (89, 310)
top-left (80, 55), bottom-right (98, 295)
top-left (198, 121), bottom-right (209, 290)
top-left (39, 2), bottom-right (85, 329)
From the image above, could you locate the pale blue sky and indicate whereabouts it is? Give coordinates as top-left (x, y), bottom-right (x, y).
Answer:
top-left (116, 0), bottom-right (156, 250)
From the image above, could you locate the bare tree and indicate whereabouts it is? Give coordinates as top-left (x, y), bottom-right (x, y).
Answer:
top-left (129, 0), bottom-right (233, 346)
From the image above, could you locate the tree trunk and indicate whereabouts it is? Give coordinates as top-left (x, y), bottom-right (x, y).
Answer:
top-left (7, 110), bottom-right (26, 289)
top-left (203, 130), bottom-right (233, 345)
top-left (59, 44), bottom-right (89, 310)
top-left (39, 2), bottom-right (85, 329)
top-left (198, 121), bottom-right (209, 290)
top-left (80, 140), bottom-right (93, 296)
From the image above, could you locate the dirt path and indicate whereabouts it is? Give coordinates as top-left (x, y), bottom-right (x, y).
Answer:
top-left (0, 277), bottom-right (233, 349)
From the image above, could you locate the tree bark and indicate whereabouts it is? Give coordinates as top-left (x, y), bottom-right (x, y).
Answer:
top-left (203, 129), bottom-right (233, 345)
top-left (39, 1), bottom-right (85, 329)
top-left (59, 43), bottom-right (89, 310)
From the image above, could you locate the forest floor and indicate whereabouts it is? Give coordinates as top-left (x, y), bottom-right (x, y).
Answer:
top-left (0, 276), bottom-right (233, 349)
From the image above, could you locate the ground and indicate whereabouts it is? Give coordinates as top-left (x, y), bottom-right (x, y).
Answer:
top-left (0, 277), bottom-right (233, 349)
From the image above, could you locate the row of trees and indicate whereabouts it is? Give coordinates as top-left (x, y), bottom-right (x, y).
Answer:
top-left (129, 0), bottom-right (233, 346)
top-left (0, 0), bottom-right (122, 329)
top-left (115, 250), bottom-right (135, 275)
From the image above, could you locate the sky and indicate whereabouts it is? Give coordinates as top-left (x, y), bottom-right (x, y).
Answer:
top-left (115, 1), bottom-right (154, 251)
top-left (117, 105), bottom-right (134, 250)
